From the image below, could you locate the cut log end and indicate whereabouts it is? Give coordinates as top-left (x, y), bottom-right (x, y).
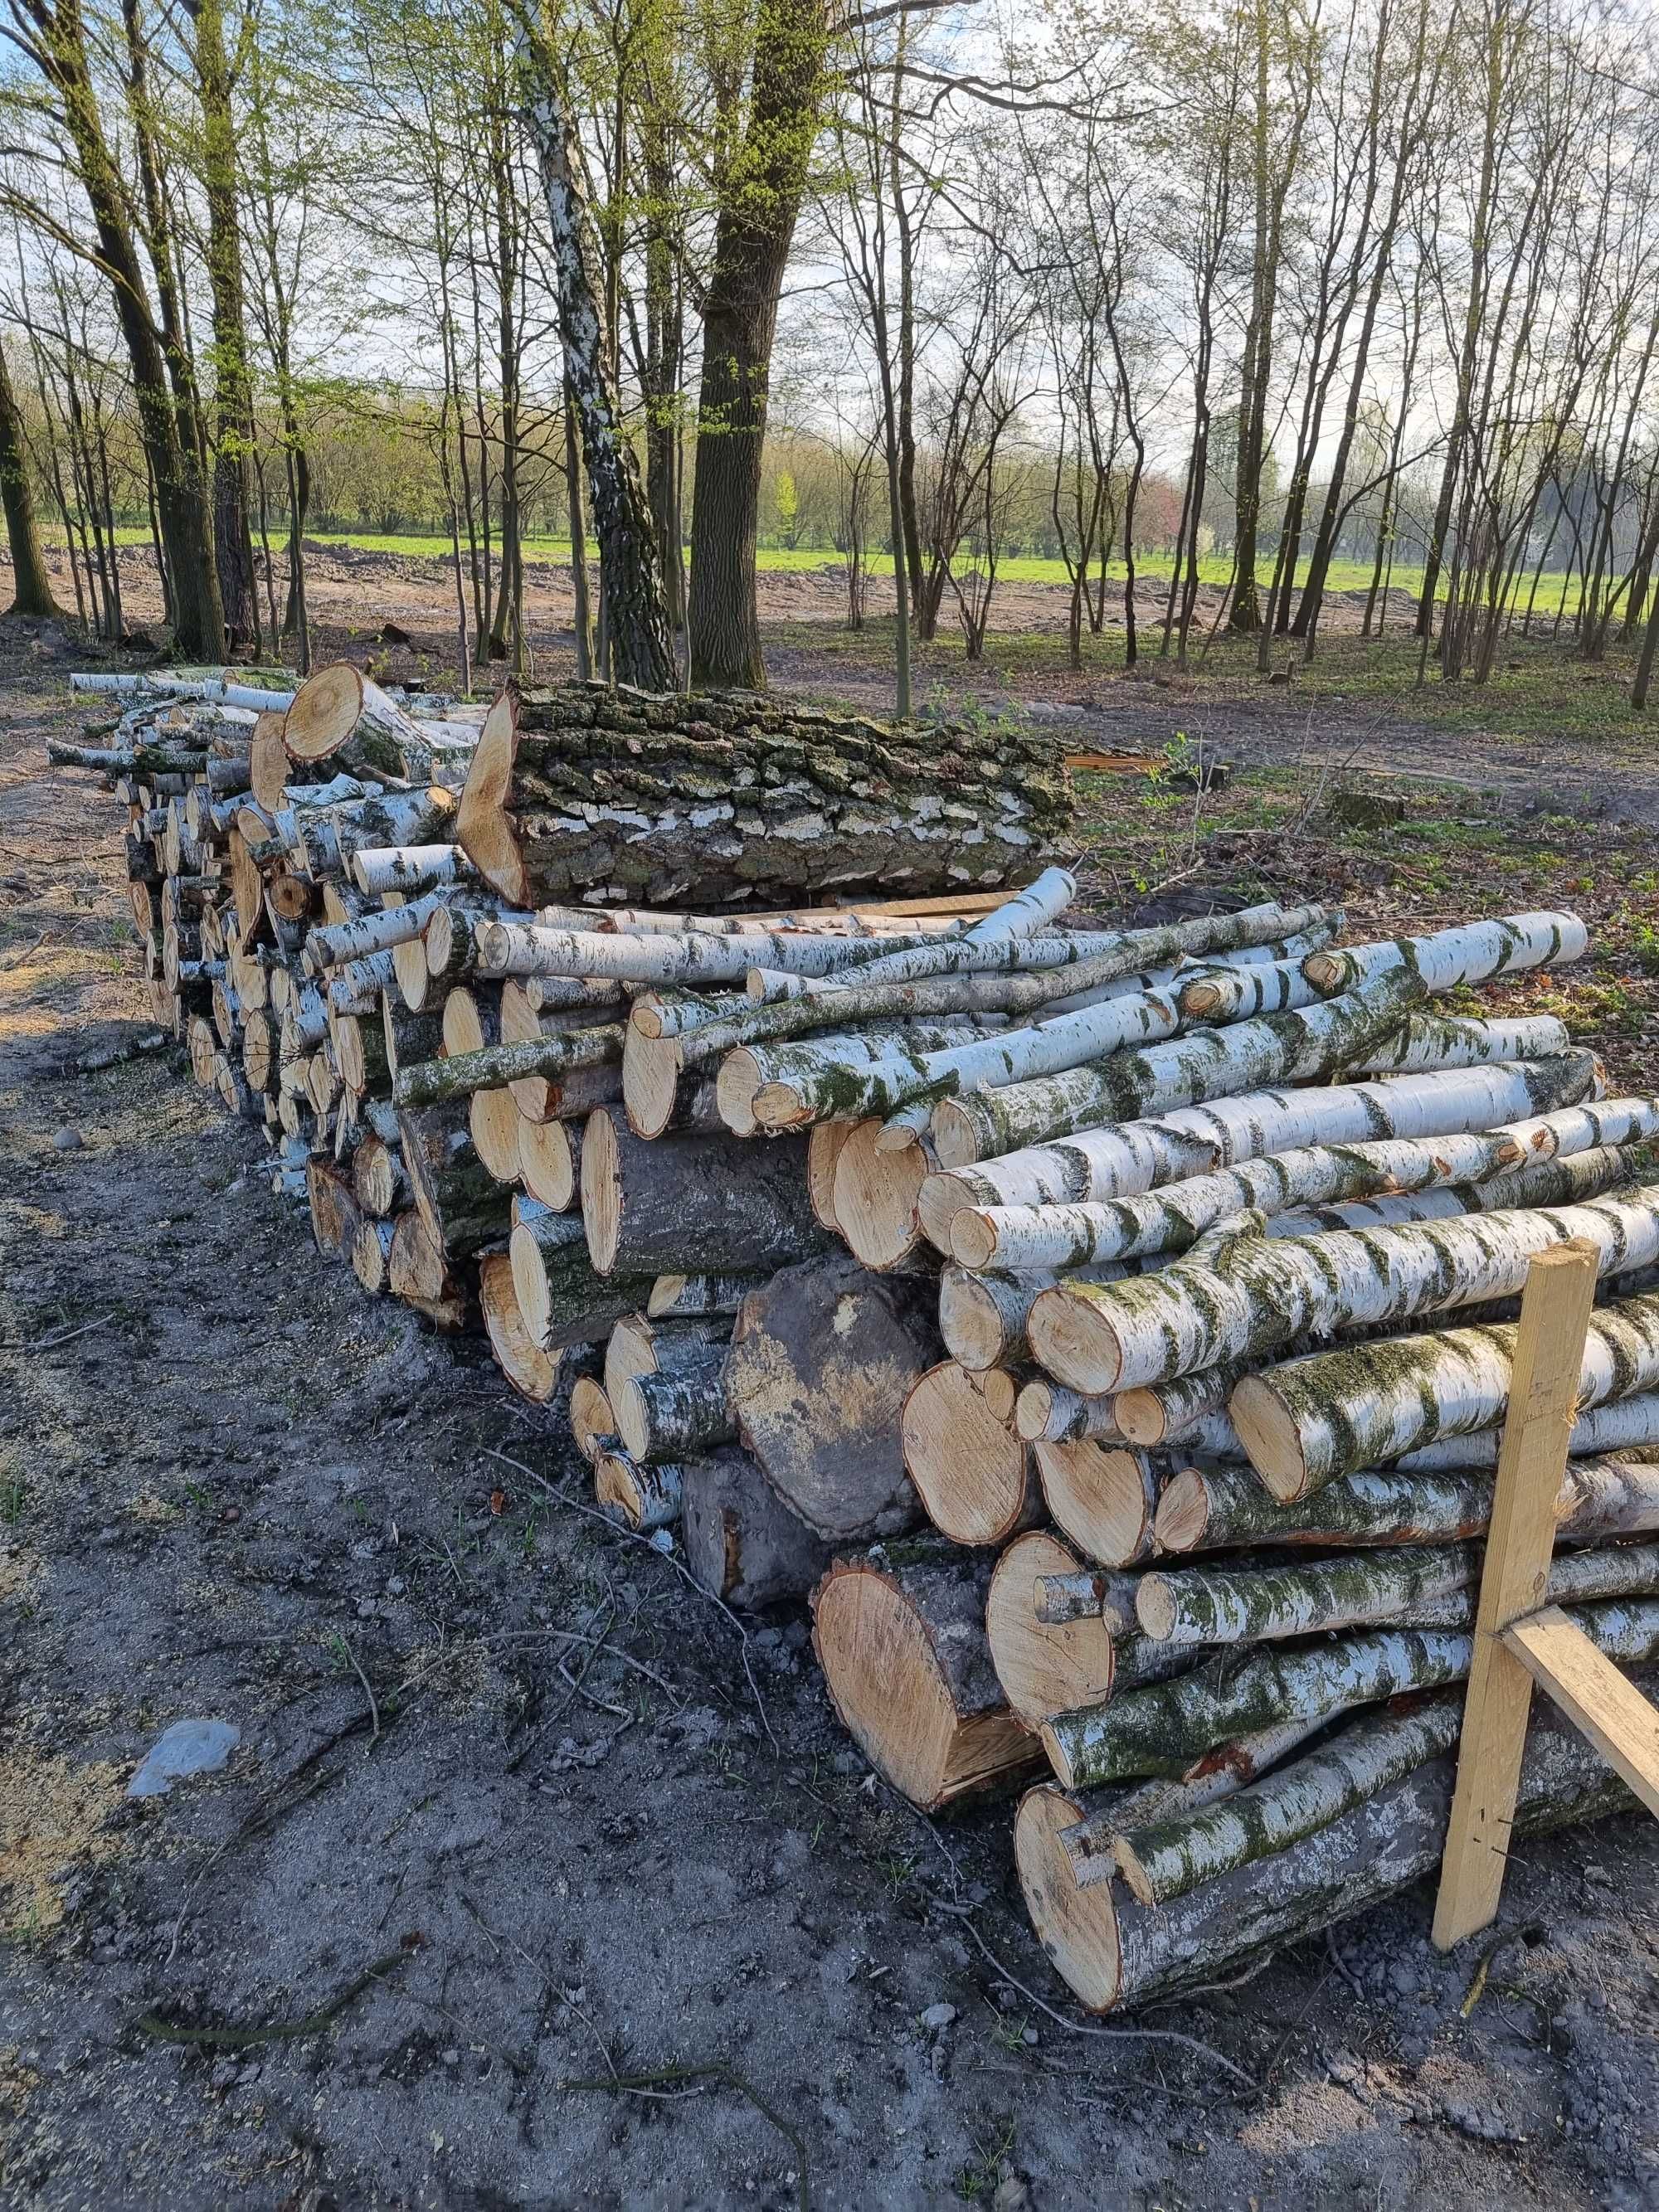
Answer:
top-left (519, 1111), bottom-right (578, 1210)
top-left (987, 1531), bottom-right (1117, 1730)
top-left (812, 1556), bottom-right (1036, 1810)
top-left (806, 1122), bottom-right (852, 1233)
top-left (1035, 1439), bottom-right (1161, 1568)
top-left (949, 1209), bottom-right (1001, 1271)
top-left (624, 1032), bottom-right (685, 1140)
top-left (479, 1249), bottom-right (560, 1404)
top-left (833, 1119), bottom-right (928, 1270)
top-left (1228, 1373), bottom-right (1315, 1502)
top-left (284, 664), bottom-right (364, 763)
top-left (454, 693), bottom-right (526, 907)
top-left (1151, 1466), bottom-right (1212, 1551)
top-left (717, 1049), bottom-right (766, 1135)
top-left (902, 1360), bottom-right (1034, 1545)
top-left (1014, 1784), bottom-right (1124, 2014)
top-left (579, 1103), bottom-right (624, 1273)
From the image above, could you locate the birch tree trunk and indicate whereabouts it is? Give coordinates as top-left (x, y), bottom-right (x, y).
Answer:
top-left (516, 30), bottom-right (676, 690)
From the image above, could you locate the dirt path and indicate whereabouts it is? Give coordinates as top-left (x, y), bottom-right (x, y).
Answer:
top-left (3, 633), bottom-right (1658, 2210)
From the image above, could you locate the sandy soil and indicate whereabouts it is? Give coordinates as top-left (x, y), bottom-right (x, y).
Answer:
top-left (2, 610), bottom-right (1659, 2210)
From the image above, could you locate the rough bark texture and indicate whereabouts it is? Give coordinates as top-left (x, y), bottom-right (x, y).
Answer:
top-left (930, 969), bottom-right (1428, 1166)
top-left (580, 1106), bottom-right (830, 1276)
top-left (1019, 1695), bottom-right (1640, 2014)
top-left (1044, 1597), bottom-right (1659, 1786)
top-left (0, 340), bottom-right (57, 616)
top-left (613, 1361), bottom-right (735, 1463)
top-left (455, 683), bottom-right (1069, 912)
top-left (397, 1104), bottom-right (510, 1259)
top-left (1230, 1285), bottom-right (1659, 1496)
top-left (517, 34), bottom-right (677, 690)
top-left (680, 1446), bottom-right (831, 1610)
top-left (1029, 1182), bottom-right (1659, 1399)
top-left (725, 1253), bottom-right (941, 1541)
top-left (1154, 1452), bottom-right (1659, 1554)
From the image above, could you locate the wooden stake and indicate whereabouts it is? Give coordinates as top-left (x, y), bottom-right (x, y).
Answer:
top-left (1504, 1607), bottom-right (1659, 1816)
top-left (1433, 1239), bottom-right (1598, 1950)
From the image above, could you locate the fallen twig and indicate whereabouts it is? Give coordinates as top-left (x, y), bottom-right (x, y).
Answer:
top-left (137, 1945), bottom-right (411, 2049)
top-left (562, 2061), bottom-right (812, 2211)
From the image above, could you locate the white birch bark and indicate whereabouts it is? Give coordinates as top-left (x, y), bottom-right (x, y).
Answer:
top-left (1231, 1285), bottom-right (1659, 1495)
top-left (1176, 953), bottom-right (1320, 1023)
top-left (1258, 1142), bottom-right (1639, 1239)
top-left (742, 984), bottom-right (1190, 1133)
top-left (713, 1014), bottom-right (1013, 1136)
top-left (928, 968), bottom-right (1429, 1166)
top-left (302, 890), bottom-right (447, 974)
top-left (1028, 1181), bottom-right (1659, 1398)
top-left (476, 920), bottom-right (951, 986)
top-left (351, 844), bottom-right (465, 897)
top-left (1304, 911), bottom-right (1588, 999)
top-left (918, 1057), bottom-right (1601, 1252)
top-left (1340, 1011), bottom-right (1570, 1075)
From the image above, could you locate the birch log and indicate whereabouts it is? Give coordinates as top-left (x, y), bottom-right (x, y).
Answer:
top-left (580, 1107), bottom-right (830, 1276)
top-left (725, 1254), bottom-right (941, 1541)
top-left (1035, 1440), bottom-right (1168, 1568)
top-left (1230, 1285), bottom-right (1659, 1499)
top-left (453, 683), bottom-right (1070, 912)
top-left (1154, 1453), bottom-right (1659, 1554)
top-left (680, 1447), bottom-right (832, 1608)
top-left (1340, 1011), bottom-right (1571, 1075)
top-left (508, 1201), bottom-right (652, 1349)
top-left (1027, 1182), bottom-right (1659, 1398)
top-left (1043, 1596), bottom-right (1659, 1786)
top-left (901, 1359), bottom-right (1040, 1545)
top-left (611, 1361), bottom-right (736, 1463)
top-left (1018, 1698), bottom-right (1639, 2014)
top-left (939, 1261), bottom-right (1127, 1371)
top-left (283, 665), bottom-right (437, 782)
top-left (712, 1014), bottom-right (1013, 1140)
top-left (811, 1539), bottom-right (1042, 1809)
top-left (398, 1105), bottom-right (510, 1260)
top-left (1303, 911), bottom-right (1588, 999)
top-left (928, 969), bottom-right (1429, 1166)
top-left (596, 1451), bottom-right (684, 1534)
top-left (917, 1056), bottom-right (1600, 1250)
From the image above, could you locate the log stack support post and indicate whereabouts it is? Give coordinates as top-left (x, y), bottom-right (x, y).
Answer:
top-left (1433, 1239), bottom-right (1659, 1950)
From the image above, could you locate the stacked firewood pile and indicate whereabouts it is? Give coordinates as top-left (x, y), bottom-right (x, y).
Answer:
top-left (59, 660), bottom-right (1659, 2015)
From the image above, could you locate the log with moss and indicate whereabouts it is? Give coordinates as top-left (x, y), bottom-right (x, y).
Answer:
top-left (1230, 1284), bottom-right (1659, 1500)
top-left (1153, 1451), bottom-right (1659, 1554)
top-left (1042, 1594), bottom-right (1659, 1787)
top-left (1026, 1181), bottom-right (1659, 1398)
top-left (927, 968), bottom-right (1428, 1166)
top-left (1303, 911), bottom-right (1588, 999)
top-left (916, 1055), bottom-right (1602, 1250)
top-left (1017, 1693), bottom-right (1638, 2014)
top-left (452, 681), bottom-right (1073, 910)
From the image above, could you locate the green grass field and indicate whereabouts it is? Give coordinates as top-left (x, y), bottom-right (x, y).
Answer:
top-left (75, 523), bottom-right (1548, 609)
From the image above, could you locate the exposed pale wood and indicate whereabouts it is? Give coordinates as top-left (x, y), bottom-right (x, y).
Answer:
top-left (812, 1539), bottom-right (1042, 1810)
top-left (1034, 1439), bottom-right (1164, 1568)
top-left (901, 1359), bottom-right (1039, 1545)
top-left (986, 1530), bottom-right (1118, 1729)
top-left (1434, 1241), bottom-right (1599, 1950)
top-left (1505, 1606), bottom-right (1659, 1816)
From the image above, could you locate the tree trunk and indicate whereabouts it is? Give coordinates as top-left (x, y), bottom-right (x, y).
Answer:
top-left (1303, 912), bottom-right (1586, 999)
top-left (937, 1261), bottom-right (1126, 1373)
top-left (454, 683), bottom-right (1069, 912)
top-left (0, 340), bottom-right (58, 616)
top-left (686, 0), bottom-right (830, 687)
top-left (517, 33), bottom-right (676, 690)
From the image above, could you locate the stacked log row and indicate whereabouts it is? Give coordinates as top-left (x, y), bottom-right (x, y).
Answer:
top-left (59, 679), bottom-right (1659, 2014)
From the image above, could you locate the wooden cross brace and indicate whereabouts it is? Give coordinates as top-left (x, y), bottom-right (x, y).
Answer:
top-left (1433, 1239), bottom-right (1659, 1952)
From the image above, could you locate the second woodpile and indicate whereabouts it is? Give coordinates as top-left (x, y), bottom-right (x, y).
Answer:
top-left (65, 659), bottom-right (1659, 2016)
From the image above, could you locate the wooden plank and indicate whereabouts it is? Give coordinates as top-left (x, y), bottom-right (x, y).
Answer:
top-left (1432, 1238), bottom-right (1599, 1950)
top-left (1505, 1606), bottom-right (1659, 1817)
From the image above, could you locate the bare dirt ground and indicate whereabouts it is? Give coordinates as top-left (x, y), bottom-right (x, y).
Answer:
top-left (3, 584), bottom-right (1659, 2211)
